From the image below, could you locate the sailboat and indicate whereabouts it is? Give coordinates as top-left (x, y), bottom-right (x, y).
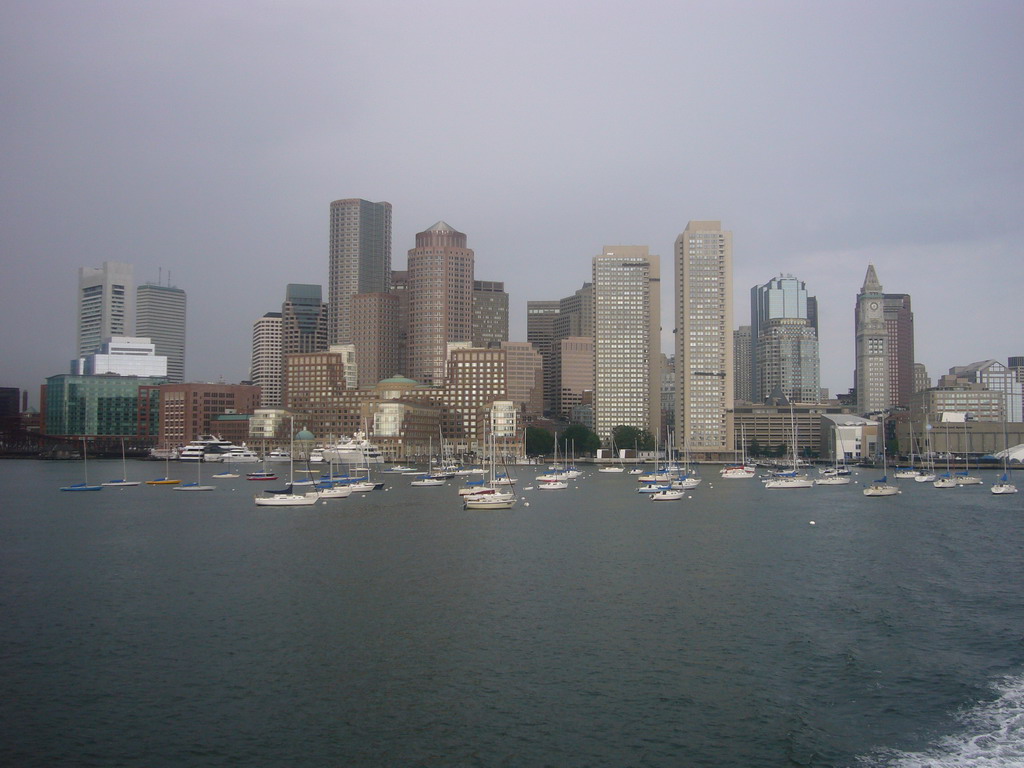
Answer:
top-left (464, 431), bottom-right (516, 509)
top-left (992, 395), bottom-right (1019, 495)
top-left (60, 438), bottom-right (102, 491)
top-left (536, 434), bottom-right (569, 489)
top-left (863, 414), bottom-right (900, 497)
top-left (764, 405), bottom-right (815, 489)
top-left (146, 451), bottom-right (181, 485)
top-left (102, 438), bottom-right (140, 487)
top-left (914, 412), bottom-right (937, 482)
top-left (954, 419), bottom-right (983, 486)
top-left (598, 434), bottom-right (625, 473)
top-left (254, 420), bottom-right (321, 506)
top-left (720, 424), bottom-right (756, 479)
top-left (174, 456), bottom-right (215, 491)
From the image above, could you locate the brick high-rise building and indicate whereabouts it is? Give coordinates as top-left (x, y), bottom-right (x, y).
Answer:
top-left (407, 221), bottom-right (474, 386)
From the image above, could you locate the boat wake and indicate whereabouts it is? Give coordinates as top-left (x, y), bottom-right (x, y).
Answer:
top-left (864, 673), bottom-right (1024, 766)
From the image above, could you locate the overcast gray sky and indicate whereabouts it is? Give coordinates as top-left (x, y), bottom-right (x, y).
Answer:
top-left (3, 0), bottom-right (1022, 408)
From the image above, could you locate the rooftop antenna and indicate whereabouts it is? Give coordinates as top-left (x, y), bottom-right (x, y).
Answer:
top-left (158, 267), bottom-right (162, 285)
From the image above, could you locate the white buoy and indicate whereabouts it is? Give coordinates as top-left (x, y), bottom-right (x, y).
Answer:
top-left (810, 521), bottom-right (816, 525)
top-left (524, 502), bottom-right (530, 507)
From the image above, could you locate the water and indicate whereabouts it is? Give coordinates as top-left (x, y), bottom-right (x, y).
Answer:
top-left (2, 460), bottom-right (1022, 767)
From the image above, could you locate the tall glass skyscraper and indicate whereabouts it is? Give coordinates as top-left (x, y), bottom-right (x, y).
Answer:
top-left (750, 274), bottom-right (819, 403)
top-left (328, 198), bottom-right (392, 345)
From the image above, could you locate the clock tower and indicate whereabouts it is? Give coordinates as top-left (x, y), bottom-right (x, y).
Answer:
top-left (855, 264), bottom-right (890, 415)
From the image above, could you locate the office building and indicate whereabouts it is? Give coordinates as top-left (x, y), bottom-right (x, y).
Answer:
top-left (733, 326), bottom-right (752, 403)
top-left (251, 312), bottom-right (283, 407)
top-left (80, 336), bottom-right (168, 378)
top-left (45, 373), bottom-right (163, 439)
top-left (472, 280), bottom-right (509, 348)
top-left (77, 261), bottom-right (134, 357)
top-left (407, 221), bottom-right (475, 386)
top-left (593, 246), bottom-right (661, 444)
top-left (136, 282), bottom-right (186, 383)
top-left (501, 341), bottom-right (544, 419)
top-left (883, 293), bottom-right (915, 409)
top-left (949, 360), bottom-right (1023, 421)
top-left (526, 300), bottom-right (560, 414)
top-left (558, 336), bottom-right (594, 421)
top-left (751, 274), bottom-right (819, 403)
top-left (158, 382), bottom-right (260, 448)
top-left (914, 362), bottom-right (931, 395)
top-left (352, 293), bottom-right (400, 387)
top-left (675, 221), bottom-right (733, 456)
top-left (328, 198), bottom-right (392, 345)
top-left (281, 284), bottom-right (328, 356)
top-left (854, 264), bottom-right (889, 415)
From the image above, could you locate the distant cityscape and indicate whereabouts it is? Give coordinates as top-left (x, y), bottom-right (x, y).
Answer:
top-left (1, 200), bottom-right (1022, 463)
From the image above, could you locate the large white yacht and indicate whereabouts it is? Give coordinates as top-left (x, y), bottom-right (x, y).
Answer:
top-left (178, 435), bottom-right (238, 462)
top-left (320, 432), bottom-right (384, 465)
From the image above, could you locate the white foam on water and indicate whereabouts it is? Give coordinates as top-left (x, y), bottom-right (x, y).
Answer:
top-left (866, 674), bottom-right (1024, 767)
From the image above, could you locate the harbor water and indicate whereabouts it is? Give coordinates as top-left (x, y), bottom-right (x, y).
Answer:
top-left (2, 460), bottom-right (1022, 766)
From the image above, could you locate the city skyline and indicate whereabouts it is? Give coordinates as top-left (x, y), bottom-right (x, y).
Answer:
top-left (2, 2), bottom-right (1022, 404)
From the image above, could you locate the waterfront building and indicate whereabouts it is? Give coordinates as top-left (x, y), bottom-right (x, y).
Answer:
top-left (733, 326), bottom-right (752, 403)
top-left (79, 336), bottom-right (167, 378)
top-left (750, 274), bottom-right (819, 403)
top-left (352, 292), bottom-right (400, 387)
top-left (281, 284), bottom-right (328, 357)
top-left (910, 375), bottom-right (1006, 423)
top-left (731, 401), bottom-right (860, 461)
top-left (675, 221), bottom-right (733, 457)
top-left (819, 413), bottom-right (878, 462)
top-left (854, 264), bottom-right (889, 415)
top-left (526, 300), bottom-right (560, 414)
top-left (157, 382), bottom-right (260, 449)
top-left (44, 373), bottom-right (163, 439)
top-left (472, 280), bottom-right (509, 348)
top-left (136, 282), bottom-right (186, 383)
top-left (250, 312), bottom-right (283, 408)
top-left (77, 261), bottom-right (134, 357)
top-left (407, 221), bottom-right (475, 386)
top-left (328, 198), bottom-right (392, 345)
top-left (443, 347), bottom-right (509, 455)
top-left (593, 246), bottom-right (661, 444)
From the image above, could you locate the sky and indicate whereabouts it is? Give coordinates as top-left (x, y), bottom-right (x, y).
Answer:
top-left (3, 0), bottom-right (1022, 408)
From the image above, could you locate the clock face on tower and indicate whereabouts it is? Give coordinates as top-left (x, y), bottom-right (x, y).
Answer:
top-left (869, 301), bottom-right (879, 310)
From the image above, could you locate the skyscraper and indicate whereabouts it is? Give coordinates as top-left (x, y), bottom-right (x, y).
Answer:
top-left (251, 312), bottom-right (283, 407)
top-left (750, 275), bottom-right (819, 403)
top-left (407, 221), bottom-right (475, 386)
top-left (593, 246), bottom-right (661, 444)
top-left (472, 280), bottom-right (509, 348)
top-left (281, 284), bottom-right (328, 356)
top-left (328, 198), bottom-right (392, 345)
top-left (526, 300), bottom-right (560, 415)
top-left (675, 221), bottom-right (733, 456)
top-left (883, 293), bottom-right (914, 409)
top-left (136, 282), bottom-right (186, 383)
top-left (352, 292), bottom-right (399, 387)
top-left (750, 274), bottom-right (818, 403)
top-left (854, 264), bottom-right (889, 414)
top-left (77, 261), bottom-right (133, 357)
top-left (733, 326), bottom-right (752, 403)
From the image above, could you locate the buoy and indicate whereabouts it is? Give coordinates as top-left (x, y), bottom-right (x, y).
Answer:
top-left (524, 502), bottom-right (530, 507)
top-left (810, 521), bottom-right (816, 525)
